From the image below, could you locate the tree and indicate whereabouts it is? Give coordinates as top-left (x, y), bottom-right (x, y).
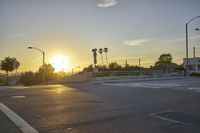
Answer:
top-left (82, 65), bottom-right (93, 72)
top-left (0, 57), bottom-right (18, 83)
top-left (108, 62), bottom-right (122, 71)
top-left (123, 65), bottom-right (142, 71)
top-left (20, 71), bottom-right (36, 86)
top-left (38, 63), bottom-right (55, 81)
top-left (154, 54), bottom-right (176, 71)
top-left (99, 48), bottom-right (104, 65)
top-left (155, 54), bottom-right (172, 65)
top-left (0, 57), bottom-right (17, 73)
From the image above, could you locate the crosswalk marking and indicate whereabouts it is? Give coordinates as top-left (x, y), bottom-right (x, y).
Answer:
top-left (104, 82), bottom-right (182, 89)
top-left (104, 82), bottom-right (200, 93)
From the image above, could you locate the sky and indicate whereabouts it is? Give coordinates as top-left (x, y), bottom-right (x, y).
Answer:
top-left (0, 0), bottom-right (200, 72)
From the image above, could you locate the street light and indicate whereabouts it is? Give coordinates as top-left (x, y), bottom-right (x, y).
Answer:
top-left (28, 47), bottom-right (45, 83)
top-left (185, 16), bottom-right (200, 76)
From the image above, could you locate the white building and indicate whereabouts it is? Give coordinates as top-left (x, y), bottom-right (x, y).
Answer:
top-left (183, 57), bottom-right (200, 73)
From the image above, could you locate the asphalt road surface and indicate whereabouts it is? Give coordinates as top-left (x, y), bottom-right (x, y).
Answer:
top-left (0, 77), bottom-right (200, 133)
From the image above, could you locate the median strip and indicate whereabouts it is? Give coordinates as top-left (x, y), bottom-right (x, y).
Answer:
top-left (0, 102), bottom-right (39, 133)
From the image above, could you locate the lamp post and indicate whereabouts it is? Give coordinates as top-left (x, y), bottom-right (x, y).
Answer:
top-left (185, 16), bottom-right (200, 76)
top-left (28, 47), bottom-right (45, 83)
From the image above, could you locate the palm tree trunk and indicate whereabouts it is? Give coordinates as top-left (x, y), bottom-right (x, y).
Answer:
top-left (101, 54), bottom-right (104, 65)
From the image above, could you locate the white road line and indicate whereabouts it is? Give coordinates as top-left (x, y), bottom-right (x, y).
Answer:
top-left (188, 87), bottom-right (200, 92)
top-left (151, 114), bottom-right (190, 125)
top-left (149, 110), bottom-right (176, 116)
top-left (150, 110), bottom-right (191, 125)
top-left (0, 102), bottom-right (39, 133)
top-left (104, 83), bottom-right (161, 88)
top-left (188, 87), bottom-right (200, 90)
top-left (11, 96), bottom-right (26, 99)
top-left (104, 82), bottom-right (184, 89)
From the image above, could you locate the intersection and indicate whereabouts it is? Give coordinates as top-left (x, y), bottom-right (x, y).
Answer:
top-left (0, 77), bottom-right (200, 133)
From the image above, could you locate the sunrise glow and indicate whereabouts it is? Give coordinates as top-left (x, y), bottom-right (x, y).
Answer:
top-left (50, 55), bottom-right (70, 72)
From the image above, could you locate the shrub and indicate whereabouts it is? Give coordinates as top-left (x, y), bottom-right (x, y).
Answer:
top-left (190, 72), bottom-right (200, 77)
top-left (20, 71), bottom-right (36, 86)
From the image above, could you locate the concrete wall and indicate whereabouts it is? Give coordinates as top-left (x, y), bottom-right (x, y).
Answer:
top-left (47, 71), bottom-right (183, 84)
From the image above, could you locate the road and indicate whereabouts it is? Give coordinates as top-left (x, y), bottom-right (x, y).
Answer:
top-left (0, 77), bottom-right (200, 133)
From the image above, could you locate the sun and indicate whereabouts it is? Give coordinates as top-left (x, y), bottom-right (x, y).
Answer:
top-left (50, 55), bottom-right (70, 72)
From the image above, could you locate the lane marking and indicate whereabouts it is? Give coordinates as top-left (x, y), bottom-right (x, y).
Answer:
top-left (104, 83), bottom-right (161, 88)
top-left (103, 82), bottom-right (182, 89)
top-left (11, 96), bottom-right (26, 99)
top-left (188, 87), bottom-right (200, 92)
top-left (150, 110), bottom-right (191, 125)
top-left (188, 87), bottom-right (200, 90)
top-left (10, 86), bottom-right (29, 89)
top-left (0, 102), bottom-right (39, 133)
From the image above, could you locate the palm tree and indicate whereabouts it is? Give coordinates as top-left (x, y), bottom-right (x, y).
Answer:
top-left (92, 48), bottom-right (97, 66)
top-left (104, 48), bottom-right (108, 66)
top-left (98, 48), bottom-right (104, 65)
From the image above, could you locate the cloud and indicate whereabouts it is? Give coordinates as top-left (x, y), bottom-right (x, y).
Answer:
top-left (10, 34), bottom-right (25, 38)
top-left (98, 0), bottom-right (118, 8)
top-left (123, 39), bottom-right (151, 46)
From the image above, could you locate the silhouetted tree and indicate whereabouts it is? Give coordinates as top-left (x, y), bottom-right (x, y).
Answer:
top-left (108, 62), bottom-right (122, 71)
top-left (123, 65), bottom-right (142, 71)
top-left (82, 65), bottom-right (93, 72)
top-left (38, 63), bottom-right (55, 81)
top-left (155, 54), bottom-right (172, 65)
top-left (20, 71), bottom-right (36, 86)
top-left (97, 65), bottom-right (107, 71)
top-left (99, 48), bottom-right (104, 65)
top-left (20, 64), bottom-right (56, 85)
top-left (0, 57), bottom-right (18, 84)
top-left (104, 48), bottom-right (108, 66)
top-left (154, 54), bottom-right (177, 71)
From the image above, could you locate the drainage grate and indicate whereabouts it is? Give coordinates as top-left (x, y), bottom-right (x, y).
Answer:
top-left (151, 111), bottom-right (200, 126)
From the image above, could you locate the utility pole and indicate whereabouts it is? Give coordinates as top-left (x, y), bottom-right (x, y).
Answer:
top-left (185, 16), bottom-right (200, 76)
top-left (43, 51), bottom-right (45, 82)
top-left (28, 47), bottom-right (45, 83)
top-left (125, 60), bottom-right (128, 67)
top-left (193, 47), bottom-right (196, 58)
top-left (139, 58), bottom-right (141, 67)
